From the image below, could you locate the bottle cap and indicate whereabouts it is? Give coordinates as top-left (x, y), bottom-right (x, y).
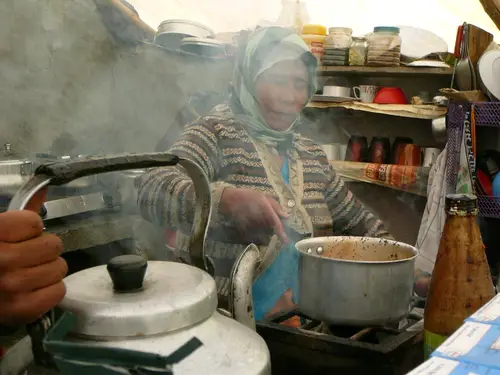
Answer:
top-left (445, 194), bottom-right (478, 215)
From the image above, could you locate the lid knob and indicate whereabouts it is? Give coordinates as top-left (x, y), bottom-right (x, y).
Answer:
top-left (107, 255), bottom-right (147, 293)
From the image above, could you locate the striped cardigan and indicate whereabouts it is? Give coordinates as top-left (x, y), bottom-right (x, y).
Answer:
top-left (137, 104), bottom-right (390, 298)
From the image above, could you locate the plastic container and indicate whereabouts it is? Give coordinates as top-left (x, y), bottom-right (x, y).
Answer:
top-left (301, 24), bottom-right (327, 62)
top-left (324, 27), bottom-right (352, 49)
top-left (349, 36), bottom-right (368, 66)
top-left (367, 26), bottom-right (402, 67)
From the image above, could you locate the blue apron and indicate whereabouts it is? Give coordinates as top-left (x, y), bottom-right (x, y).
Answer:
top-left (252, 157), bottom-right (300, 321)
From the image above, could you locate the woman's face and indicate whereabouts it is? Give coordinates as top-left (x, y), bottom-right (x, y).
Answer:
top-left (254, 59), bottom-right (309, 131)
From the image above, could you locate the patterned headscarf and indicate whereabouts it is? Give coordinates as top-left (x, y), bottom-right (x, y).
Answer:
top-left (230, 27), bottom-right (318, 147)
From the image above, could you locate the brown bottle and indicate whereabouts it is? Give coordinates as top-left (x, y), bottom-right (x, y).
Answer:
top-left (423, 194), bottom-right (495, 358)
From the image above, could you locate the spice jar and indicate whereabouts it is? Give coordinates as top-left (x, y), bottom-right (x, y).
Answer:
top-left (367, 26), bottom-right (401, 67)
top-left (323, 27), bottom-right (352, 66)
top-left (349, 36), bottom-right (368, 66)
top-left (301, 24), bottom-right (327, 63)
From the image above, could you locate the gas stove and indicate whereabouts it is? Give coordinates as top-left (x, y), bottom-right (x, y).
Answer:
top-left (256, 308), bottom-right (424, 375)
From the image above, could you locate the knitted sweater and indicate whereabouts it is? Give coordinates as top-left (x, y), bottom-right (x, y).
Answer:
top-left (137, 104), bottom-right (390, 298)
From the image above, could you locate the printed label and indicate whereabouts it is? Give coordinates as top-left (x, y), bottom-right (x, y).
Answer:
top-left (437, 322), bottom-right (491, 357)
top-left (470, 296), bottom-right (500, 323)
top-left (425, 330), bottom-right (448, 359)
top-left (408, 357), bottom-right (459, 375)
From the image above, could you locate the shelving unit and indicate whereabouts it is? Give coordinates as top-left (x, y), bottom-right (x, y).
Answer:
top-left (318, 66), bottom-right (453, 77)
top-left (447, 102), bottom-right (500, 218)
top-left (307, 101), bottom-right (446, 120)
top-left (330, 160), bottom-right (429, 196)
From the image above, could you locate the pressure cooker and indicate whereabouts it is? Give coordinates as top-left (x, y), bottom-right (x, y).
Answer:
top-left (7, 153), bottom-right (271, 375)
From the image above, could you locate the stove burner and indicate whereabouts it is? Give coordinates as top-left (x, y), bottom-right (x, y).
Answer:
top-left (256, 309), bottom-right (424, 375)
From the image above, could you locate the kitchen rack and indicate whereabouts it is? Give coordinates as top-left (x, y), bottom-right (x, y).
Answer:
top-left (318, 66), bottom-right (453, 77)
top-left (446, 102), bottom-right (500, 218)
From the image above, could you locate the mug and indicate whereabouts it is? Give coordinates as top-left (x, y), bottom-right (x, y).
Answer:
top-left (353, 85), bottom-right (379, 103)
top-left (322, 85), bottom-right (351, 98)
top-left (395, 144), bottom-right (422, 166)
top-left (422, 148), bottom-right (441, 167)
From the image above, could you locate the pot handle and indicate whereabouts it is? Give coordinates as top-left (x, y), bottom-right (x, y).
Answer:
top-left (7, 153), bottom-right (211, 272)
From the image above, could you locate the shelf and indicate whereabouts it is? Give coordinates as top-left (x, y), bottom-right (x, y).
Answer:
top-left (307, 102), bottom-right (447, 120)
top-left (330, 161), bottom-right (430, 196)
top-left (318, 66), bottom-right (453, 77)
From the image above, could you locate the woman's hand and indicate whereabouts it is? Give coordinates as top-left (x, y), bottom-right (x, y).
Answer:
top-left (0, 189), bottom-right (68, 325)
top-left (220, 187), bottom-right (289, 244)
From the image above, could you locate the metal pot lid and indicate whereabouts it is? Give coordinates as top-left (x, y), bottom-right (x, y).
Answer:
top-left (60, 255), bottom-right (217, 338)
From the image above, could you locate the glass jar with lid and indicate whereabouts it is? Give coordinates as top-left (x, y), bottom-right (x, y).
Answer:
top-left (367, 26), bottom-right (401, 67)
top-left (349, 37), bottom-right (368, 66)
top-left (324, 27), bottom-right (352, 49)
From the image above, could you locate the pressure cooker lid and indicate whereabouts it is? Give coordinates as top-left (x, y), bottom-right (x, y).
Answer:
top-left (60, 255), bottom-right (217, 337)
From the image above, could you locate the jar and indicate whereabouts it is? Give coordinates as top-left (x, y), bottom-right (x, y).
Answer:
top-left (367, 26), bottom-right (401, 67)
top-left (301, 24), bottom-right (327, 62)
top-left (324, 27), bottom-right (353, 49)
top-left (323, 27), bottom-right (352, 66)
top-left (349, 36), bottom-right (368, 66)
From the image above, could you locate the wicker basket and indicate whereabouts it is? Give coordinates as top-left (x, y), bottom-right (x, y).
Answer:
top-left (479, 0), bottom-right (500, 31)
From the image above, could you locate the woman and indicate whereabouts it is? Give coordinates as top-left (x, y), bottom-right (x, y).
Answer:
top-left (137, 27), bottom-right (392, 321)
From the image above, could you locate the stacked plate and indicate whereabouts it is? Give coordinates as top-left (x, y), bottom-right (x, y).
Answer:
top-left (322, 47), bottom-right (349, 66)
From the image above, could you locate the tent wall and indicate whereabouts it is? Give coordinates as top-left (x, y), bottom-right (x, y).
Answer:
top-left (0, 0), bottom-right (232, 155)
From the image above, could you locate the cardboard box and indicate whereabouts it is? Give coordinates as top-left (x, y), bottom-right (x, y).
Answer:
top-left (467, 294), bottom-right (500, 326)
top-left (408, 356), bottom-right (500, 374)
top-left (432, 321), bottom-right (500, 369)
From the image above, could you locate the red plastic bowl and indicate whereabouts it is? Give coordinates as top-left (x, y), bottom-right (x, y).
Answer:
top-left (373, 87), bottom-right (408, 104)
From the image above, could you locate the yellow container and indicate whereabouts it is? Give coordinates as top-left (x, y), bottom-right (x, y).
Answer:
top-left (301, 24), bottom-right (327, 62)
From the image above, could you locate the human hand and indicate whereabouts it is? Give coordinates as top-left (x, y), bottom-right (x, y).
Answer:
top-left (0, 189), bottom-right (67, 325)
top-left (220, 187), bottom-right (289, 244)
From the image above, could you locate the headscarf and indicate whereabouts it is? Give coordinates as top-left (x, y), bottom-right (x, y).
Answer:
top-left (230, 27), bottom-right (318, 147)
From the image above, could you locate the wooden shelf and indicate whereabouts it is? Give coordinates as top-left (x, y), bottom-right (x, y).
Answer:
top-left (318, 66), bottom-right (453, 77)
top-left (330, 161), bottom-right (430, 196)
top-left (307, 102), bottom-right (447, 120)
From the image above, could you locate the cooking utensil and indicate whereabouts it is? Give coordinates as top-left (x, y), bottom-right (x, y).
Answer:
top-left (180, 37), bottom-right (227, 57)
top-left (456, 23), bottom-right (474, 91)
top-left (154, 19), bottom-right (215, 49)
top-left (295, 236), bottom-right (418, 326)
top-left (464, 27), bottom-right (478, 90)
top-left (432, 116), bottom-right (447, 146)
top-left (451, 24), bottom-right (464, 87)
top-left (7, 153), bottom-right (271, 375)
top-left (467, 24), bottom-right (494, 66)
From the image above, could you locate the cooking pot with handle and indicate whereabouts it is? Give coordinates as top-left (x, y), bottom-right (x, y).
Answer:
top-left (7, 153), bottom-right (271, 375)
top-left (295, 236), bottom-right (418, 326)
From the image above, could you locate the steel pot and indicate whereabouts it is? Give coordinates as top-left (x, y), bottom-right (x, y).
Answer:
top-left (7, 153), bottom-right (271, 375)
top-left (295, 236), bottom-right (418, 326)
top-left (154, 19), bottom-right (215, 49)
